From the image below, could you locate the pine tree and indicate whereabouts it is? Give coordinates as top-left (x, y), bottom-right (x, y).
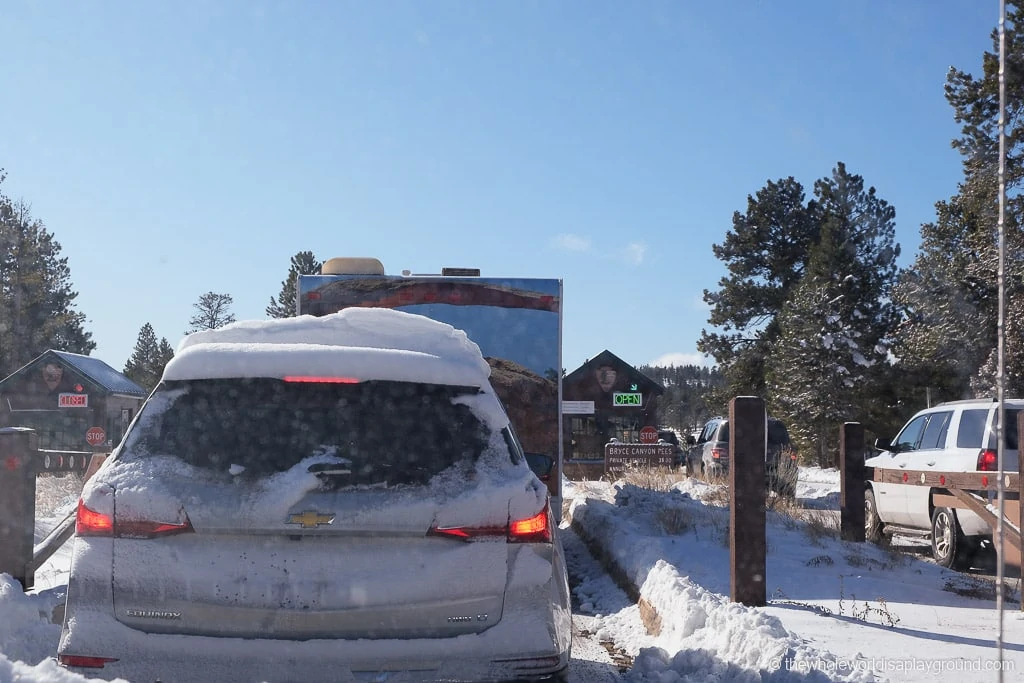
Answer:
top-left (267, 251), bottom-right (322, 318)
top-left (767, 164), bottom-right (900, 464)
top-left (0, 174), bottom-right (95, 377)
top-left (892, 195), bottom-right (994, 401)
top-left (894, 5), bottom-right (1024, 397)
top-left (697, 177), bottom-right (819, 402)
top-left (186, 292), bottom-right (236, 333)
top-left (155, 337), bottom-right (175, 380)
top-left (124, 323), bottom-right (161, 391)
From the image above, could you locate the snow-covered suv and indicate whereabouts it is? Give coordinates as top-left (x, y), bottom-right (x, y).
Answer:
top-left (865, 398), bottom-right (1023, 570)
top-left (58, 308), bottom-right (572, 683)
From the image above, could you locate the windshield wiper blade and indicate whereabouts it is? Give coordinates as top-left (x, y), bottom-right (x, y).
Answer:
top-left (308, 463), bottom-right (352, 475)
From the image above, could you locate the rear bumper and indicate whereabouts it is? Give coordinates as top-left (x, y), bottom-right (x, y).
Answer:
top-left (59, 607), bottom-right (571, 683)
top-left (59, 543), bottom-right (572, 683)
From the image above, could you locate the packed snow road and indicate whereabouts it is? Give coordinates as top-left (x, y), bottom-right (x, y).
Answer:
top-left (562, 524), bottom-right (634, 682)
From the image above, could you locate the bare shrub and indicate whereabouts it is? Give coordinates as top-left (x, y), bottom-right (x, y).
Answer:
top-left (618, 466), bottom-right (686, 492)
top-left (767, 453), bottom-right (799, 497)
top-left (838, 576), bottom-right (901, 627)
top-left (701, 468), bottom-right (729, 487)
top-left (943, 575), bottom-right (1016, 601)
top-left (656, 506), bottom-right (693, 535)
top-left (805, 555), bottom-right (834, 567)
top-left (803, 510), bottom-right (839, 546)
top-left (561, 496), bottom-right (573, 522)
top-left (766, 490), bottom-right (802, 515)
top-left (701, 484), bottom-right (731, 508)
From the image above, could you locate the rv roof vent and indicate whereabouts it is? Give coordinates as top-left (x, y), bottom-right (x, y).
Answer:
top-left (441, 267), bottom-right (481, 277)
top-left (321, 257), bottom-right (386, 276)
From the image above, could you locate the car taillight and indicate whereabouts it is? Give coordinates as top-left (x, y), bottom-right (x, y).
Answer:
top-left (76, 499), bottom-right (113, 536)
top-left (58, 655), bottom-right (118, 669)
top-left (75, 498), bottom-right (194, 539)
top-left (509, 506), bottom-right (551, 544)
top-left (977, 449), bottom-right (999, 471)
top-left (711, 447), bottom-right (727, 460)
top-left (427, 506), bottom-right (552, 544)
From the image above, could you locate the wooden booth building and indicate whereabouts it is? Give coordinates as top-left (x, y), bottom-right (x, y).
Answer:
top-left (562, 350), bottom-right (665, 469)
top-left (0, 350), bottom-right (148, 451)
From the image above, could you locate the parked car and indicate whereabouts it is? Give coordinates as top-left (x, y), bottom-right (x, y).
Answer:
top-left (657, 428), bottom-right (684, 465)
top-left (685, 416), bottom-right (797, 496)
top-left (525, 451), bottom-right (555, 483)
top-left (58, 308), bottom-right (572, 683)
top-left (865, 398), bottom-right (1023, 570)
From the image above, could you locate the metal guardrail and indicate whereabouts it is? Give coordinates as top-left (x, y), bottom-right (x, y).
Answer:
top-left (26, 510), bottom-right (77, 576)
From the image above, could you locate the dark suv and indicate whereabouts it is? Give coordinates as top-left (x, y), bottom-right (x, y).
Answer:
top-left (657, 429), bottom-right (684, 464)
top-left (685, 416), bottom-right (797, 496)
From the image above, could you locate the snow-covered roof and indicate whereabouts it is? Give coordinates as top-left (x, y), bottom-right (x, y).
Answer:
top-left (164, 308), bottom-right (493, 386)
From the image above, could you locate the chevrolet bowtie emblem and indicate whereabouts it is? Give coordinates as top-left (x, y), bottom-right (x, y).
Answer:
top-left (286, 511), bottom-right (336, 529)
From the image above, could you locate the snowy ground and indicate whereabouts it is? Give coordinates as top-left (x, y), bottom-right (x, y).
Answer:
top-left (565, 467), bottom-right (1024, 682)
top-left (2, 468), bottom-right (1023, 682)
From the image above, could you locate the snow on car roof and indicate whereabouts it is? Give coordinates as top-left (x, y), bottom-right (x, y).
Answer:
top-left (164, 308), bottom-right (493, 386)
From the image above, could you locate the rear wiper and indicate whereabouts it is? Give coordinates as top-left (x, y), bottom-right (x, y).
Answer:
top-left (308, 462), bottom-right (352, 475)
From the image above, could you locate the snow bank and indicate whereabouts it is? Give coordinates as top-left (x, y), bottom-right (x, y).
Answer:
top-left (569, 484), bottom-right (875, 682)
top-left (173, 308), bottom-right (491, 381)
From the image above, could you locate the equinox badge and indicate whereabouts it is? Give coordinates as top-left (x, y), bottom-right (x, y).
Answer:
top-left (287, 511), bottom-right (336, 529)
top-left (126, 609), bottom-right (181, 620)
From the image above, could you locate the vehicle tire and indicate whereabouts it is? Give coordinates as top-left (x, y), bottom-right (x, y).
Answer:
top-left (931, 507), bottom-right (971, 570)
top-left (864, 488), bottom-right (887, 545)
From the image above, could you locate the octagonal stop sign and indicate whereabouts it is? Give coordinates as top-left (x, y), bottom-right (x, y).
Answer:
top-left (85, 427), bottom-right (106, 447)
top-left (639, 426), bottom-right (659, 444)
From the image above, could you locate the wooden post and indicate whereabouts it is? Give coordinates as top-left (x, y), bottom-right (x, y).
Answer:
top-left (840, 422), bottom-right (865, 542)
top-left (0, 428), bottom-right (38, 590)
top-left (729, 396), bottom-right (766, 607)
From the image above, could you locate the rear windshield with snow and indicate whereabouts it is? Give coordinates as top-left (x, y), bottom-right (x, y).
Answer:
top-left (123, 378), bottom-right (493, 485)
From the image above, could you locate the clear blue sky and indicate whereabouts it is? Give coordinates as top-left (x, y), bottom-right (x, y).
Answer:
top-left (1, 1), bottom-right (1000, 374)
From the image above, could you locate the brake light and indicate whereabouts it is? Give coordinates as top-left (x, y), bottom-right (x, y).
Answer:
top-left (58, 655), bottom-right (118, 669)
top-left (509, 506), bottom-right (551, 544)
top-left (282, 376), bottom-right (361, 383)
top-left (75, 499), bottom-right (193, 538)
top-left (711, 447), bottom-right (727, 460)
top-left (977, 449), bottom-right (999, 471)
top-left (76, 499), bottom-right (113, 536)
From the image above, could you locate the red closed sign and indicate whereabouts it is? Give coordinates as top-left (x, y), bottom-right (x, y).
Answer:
top-left (85, 427), bottom-right (106, 446)
top-left (59, 393), bottom-right (89, 408)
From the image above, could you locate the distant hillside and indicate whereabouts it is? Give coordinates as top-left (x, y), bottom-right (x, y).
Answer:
top-left (636, 364), bottom-right (725, 431)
